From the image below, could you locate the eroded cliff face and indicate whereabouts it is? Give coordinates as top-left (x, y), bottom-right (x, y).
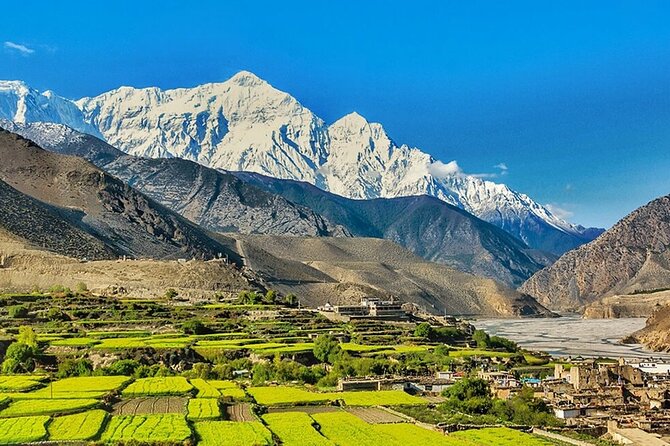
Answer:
top-left (632, 305), bottom-right (670, 352)
top-left (520, 195), bottom-right (670, 311)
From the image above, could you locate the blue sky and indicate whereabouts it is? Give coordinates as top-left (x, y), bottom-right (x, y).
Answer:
top-left (2, 0), bottom-right (670, 228)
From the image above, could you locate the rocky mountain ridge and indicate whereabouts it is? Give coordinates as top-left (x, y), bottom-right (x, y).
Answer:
top-left (520, 194), bottom-right (670, 311)
top-left (0, 73), bottom-right (602, 255)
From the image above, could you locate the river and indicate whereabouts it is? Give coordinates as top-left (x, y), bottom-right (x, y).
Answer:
top-left (471, 316), bottom-right (670, 360)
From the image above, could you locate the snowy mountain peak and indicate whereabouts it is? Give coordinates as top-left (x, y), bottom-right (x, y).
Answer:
top-left (0, 73), bottom-right (603, 254)
top-left (228, 70), bottom-right (267, 87)
top-left (0, 80), bottom-right (30, 94)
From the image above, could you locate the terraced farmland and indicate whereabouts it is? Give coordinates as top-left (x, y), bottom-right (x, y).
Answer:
top-left (263, 412), bottom-right (335, 446)
top-left (450, 427), bottom-right (559, 445)
top-left (345, 407), bottom-right (406, 424)
top-left (0, 398), bottom-right (99, 417)
top-left (122, 377), bottom-right (193, 397)
top-left (47, 409), bottom-right (108, 441)
top-left (373, 423), bottom-right (465, 446)
top-left (311, 411), bottom-right (405, 446)
top-left (0, 376), bottom-right (44, 392)
top-left (191, 378), bottom-right (221, 398)
top-left (113, 397), bottom-right (188, 415)
top-left (226, 403), bottom-right (255, 422)
top-left (248, 386), bottom-right (426, 406)
top-left (194, 420), bottom-right (273, 446)
top-left (100, 414), bottom-right (192, 443)
top-left (187, 398), bottom-right (221, 421)
top-left (0, 416), bottom-right (50, 444)
top-left (11, 375), bottom-right (131, 399)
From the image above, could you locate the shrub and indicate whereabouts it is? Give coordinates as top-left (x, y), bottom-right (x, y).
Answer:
top-left (57, 358), bottom-right (93, 378)
top-left (182, 319), bottom-right (208, 335)
top-left (313, 334), bottom-right (341, 364)
top-left (8, 305), bottom-right (29, 319)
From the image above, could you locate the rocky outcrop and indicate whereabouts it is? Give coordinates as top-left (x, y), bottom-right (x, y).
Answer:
top-left (520, 194), bottom-right (670, 311)
top-left (631, 305), bottom-right (670, 351)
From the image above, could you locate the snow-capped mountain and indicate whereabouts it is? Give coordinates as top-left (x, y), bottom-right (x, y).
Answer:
top-left (0, 81), bottom-right (102, 138)
top-left (0, 72), bottom-right (602, 254)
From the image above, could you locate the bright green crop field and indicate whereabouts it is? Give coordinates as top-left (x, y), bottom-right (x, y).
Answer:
top-left (0, 398), bottom-right (99, 417)
top-left (122, 377), bottom-right (193, 397)
top-left (187, 398), bottom-right (221, 421)
top-left (311, 411), bottom-right (404, 446)
top-left (248, 386), bottom-right (426, 406)
top-left (191, 379), bottom-right (221, 398)
top-left (10, 375), bottom-right (131, 399)
top-left (0, 376), bottom-right (45, 392)
top-left (0, 416), bottom-right (50, 444)
top-left (373, 423), bottom-right (466, 446)
top-left (100, 414), bottom-right (192, 443)
top-left (450, 427), bottom-right (559, 446)
top-left (48, 409), bottom-right (108, 441)
top-left (263, 412), bottom-right (335, 446)
top-left (194, 420), bottom-right (273, 446)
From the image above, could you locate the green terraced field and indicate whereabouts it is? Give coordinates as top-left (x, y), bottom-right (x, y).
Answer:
top-left (191, 379), bottom-right (221, 398)
top-left (187, 398), bottom-right (221, 420)
top-left (122, 377), bottom-right (193, 397)
top-left (373, 423), bottom-right (465, 445)
top-left (0, 376), bottom-right (45, 392)
top-left (0, 416), bottom-right (50, 444)
top-left (450, 427), bottom-right (559, 445)
top-left (10, 375), bottom-right (131, 399)
top-left (100, 414), bottom-right (192, 443)
top-left (0, 398), bottom-right (99, 417)
top-left (48, 409), bottom-right (108, 441)
top-left (312, 411), bottom-right (404, 446)
top-left (263, 412), bottom-right (335, 446)
top-left (50, 337), bottom-right (100, 348)
top-left (194, 421), bottom-right (273, 446)
top-left (248, 386), bottom-right (426, 406)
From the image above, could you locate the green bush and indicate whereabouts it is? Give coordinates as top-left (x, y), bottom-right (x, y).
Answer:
top-left (8, 305), bottom-right (29, 319)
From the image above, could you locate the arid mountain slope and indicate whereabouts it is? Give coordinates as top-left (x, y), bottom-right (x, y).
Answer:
top-left (231, 234), bottom-right (553, 317)
top-left (235, 172), bottom-right (552, 286)
top-left (1, 121), bottom-right (348, 237)
top-left (0, 128), bottom-right (238, 261)
top-left (520, 194), bottom-right (670, 311)
top-left (6, 121), bottom-right (550, 285)
top-left (0, 228), bottom-right (253, 299)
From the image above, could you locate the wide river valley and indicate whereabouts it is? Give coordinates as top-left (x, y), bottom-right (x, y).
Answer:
top-left (472, 316), bottom-right (670, 360)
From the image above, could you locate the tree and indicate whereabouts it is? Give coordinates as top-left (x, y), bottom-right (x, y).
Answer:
top-left (75, 282), bottom-right (88, 294)
top-left (263, 290), bottom-right (277, 304)
top-left (414, 322), bottom-right (434, 339)
top-left (443, 377), bottom-right (491, 401)
top-left (165, 289), bottom-right (179, 300)
top-left (57, 358), bottom-right (93, 378)
top-left (17, 326), bottom-right (37, 349)
top-left (284, 294), bottom-right (298, 306)
top-left (105, 359), bottom-right (141, 376)
top-left (182, 319), bottom-right (207, 335)
top-left (313, 334), bottom-right (341, 364)
top-left (2, 343), bottom-right (36, 373)
top-left (8, 305), bottom-right (29, 319)
top-left (472, 330), bottom-right (490, 349)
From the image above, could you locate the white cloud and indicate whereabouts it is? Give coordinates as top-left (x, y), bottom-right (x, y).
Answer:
top-left (494, 163), bottom-right (508, 174)
top-left (471, 162), bottom-right (509, 179)
top-left (546, 204), bottom-right (574, 220)
top-left (4, 41), bottom-right (35, 55)
top-left (427, 160), bottom-right (462, 178)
